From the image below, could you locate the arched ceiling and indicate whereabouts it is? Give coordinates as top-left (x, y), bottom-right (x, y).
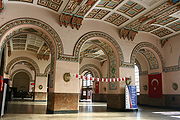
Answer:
top-left (6, 28), bottom-right (50, 60)
top-left (3, 0), bottom-right (180, 39)
top-left (80, 40), bottom-right (107, 62)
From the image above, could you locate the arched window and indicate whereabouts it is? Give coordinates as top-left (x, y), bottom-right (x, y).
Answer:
top-left (82, 72), bottom-right (93, 88)
top-left (135, 65), bottom-right (140, 95)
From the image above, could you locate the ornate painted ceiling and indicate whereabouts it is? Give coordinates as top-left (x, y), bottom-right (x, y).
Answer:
top-left (4, 0), bottom-right (180, 39)
top-left (6, 28), bottom-right (50, 60)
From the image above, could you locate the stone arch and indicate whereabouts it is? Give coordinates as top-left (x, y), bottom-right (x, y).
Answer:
top-left (79, 64), bottom-right (102, 78)
top-left (0, 18), bottom-right (62, 88)
top-left (6, 57), bottom-right (40, 75)
top-left (44, 64), bottom-right (51, 76)
top-left (0, 18), bottom-right (63, 59)
top-left (10, 69), bottom-right (33, 82)
top-left (73, 31), bottom-right (124, 66)
top-left (130, 42), bottom-right (164, 69)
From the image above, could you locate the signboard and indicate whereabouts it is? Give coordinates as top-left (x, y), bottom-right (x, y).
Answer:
top-left (125, 85), bottom-right (138, 109)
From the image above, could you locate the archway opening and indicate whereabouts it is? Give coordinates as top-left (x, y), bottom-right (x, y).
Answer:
top-left (131, 43), bottom-right (163, 106)
top-left (78, 37), bottom-right (119, 112)
top-left (12, 71), bottom-right (31, 100)
top-left (0, 26), bottom-right (56, 114)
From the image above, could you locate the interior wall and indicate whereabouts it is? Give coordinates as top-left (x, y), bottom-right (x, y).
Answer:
top-left (1, 2), bottom-right (180, 109)
top-left (6, 51), bottom-right (50, 74)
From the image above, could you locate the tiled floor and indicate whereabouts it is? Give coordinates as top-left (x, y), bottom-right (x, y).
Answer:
top-left (1, 101), bottom-right (180, 120)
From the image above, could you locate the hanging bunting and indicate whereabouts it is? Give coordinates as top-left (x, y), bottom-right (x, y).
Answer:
top-left (73, 74), bottom-right (128, 82)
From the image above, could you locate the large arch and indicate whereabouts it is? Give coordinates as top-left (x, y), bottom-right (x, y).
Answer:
top-left (79, 64), bottom-right (103, 78)
top-left (44, 64), bottom-right (51, 76)
top-left (0, 18), bottom-right (64, 59)
top-left (5, 57), bottom-right (40, 75)
top-left (10, 69), bottom-right (33, 82)
top-left (130, 42), bottom-right (164, 69)
top-left (0, 18), bottom-right (63, 89)
top-left (73, 31), bottom-right (124, 66)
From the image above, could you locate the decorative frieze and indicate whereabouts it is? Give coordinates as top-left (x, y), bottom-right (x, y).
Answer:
top-left (0, 18), bottom-right (63, 59)
top-left (130, 42), bottom-right (164, 69)
top-left (6, 57), bottom-right (40, 75)
top-left (59, 55), bottom-right (78, 62)
top-left (79, 64), bottom-right (102, 78)
top-left (163, 65), bottom-right (180, 72)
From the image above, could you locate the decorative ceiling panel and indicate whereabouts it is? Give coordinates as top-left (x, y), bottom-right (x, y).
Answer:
top-left (137, 25), bottom-right (160, 32)
top-left (104, 13), bottom-right (129, 26)
top-left (151, 28), bottom-right (173, 38)
top-left (167, 20), bottom-right (180, 32)
top-left (86, 9), bottom-right (110, 19)
top-left (8, 0), bottom-right (33, 3)
top-left (122, 1), bottom-right (180, 38)
top-left (37, 0), bottom-right (63, 11)
top-left (96, 0), bottom-right (123, 9)
top-left (75, 0), bottom-right (98, 17)
top-left (117, 0), bottom-right (146, 17)
top-left (155, 16), bottom-right (178, 25)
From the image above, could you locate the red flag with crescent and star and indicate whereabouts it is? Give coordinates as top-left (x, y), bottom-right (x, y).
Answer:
top-left (148, 73), bottom-right (162, 98)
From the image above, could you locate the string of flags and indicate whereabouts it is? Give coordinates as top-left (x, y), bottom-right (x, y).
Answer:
top-left (74, 74), bottom-right (129, 82)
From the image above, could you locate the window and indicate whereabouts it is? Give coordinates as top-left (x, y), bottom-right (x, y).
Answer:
top-left (82, 72), bottom-right (93, 88)
top-left (135, 65), bottom-right (140, 95)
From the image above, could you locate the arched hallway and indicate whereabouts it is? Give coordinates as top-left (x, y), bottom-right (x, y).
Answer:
top-left (0, 0), bottom-right (180, 119)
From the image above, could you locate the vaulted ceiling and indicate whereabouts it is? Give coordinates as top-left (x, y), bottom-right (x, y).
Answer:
top-left (80, 40), bottom-right (107, 62)
top-left (4, 0), bottom-right (180, 39)
top-left (7, 28), bottom-right (50, 60)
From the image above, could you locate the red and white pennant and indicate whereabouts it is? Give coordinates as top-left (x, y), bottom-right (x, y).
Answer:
top-left (74, 74), bottom-right (127, 82)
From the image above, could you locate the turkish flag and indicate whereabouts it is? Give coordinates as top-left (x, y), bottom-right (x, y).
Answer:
top-left (95, 82), bottom-right (99, 94)
top-left (148, 73), bottom-right (162, 98)
top-left (0, 0), bottom-right (3, 9)
top-left (0, 76), bottom-right (3, 92)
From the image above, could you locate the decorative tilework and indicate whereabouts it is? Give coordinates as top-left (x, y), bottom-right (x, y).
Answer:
top-left (130, 42), bottom-right (164, 69)
top-left (163, 65), bottom-right (180, 72)
top-left (73, 31), bottom-right (124, 67)
top-left (0, 18), bottom-right (63, 59)
top-left (124, 1), bottom-right (179, 38)
top-left (79, 64), bottom-right (102, 78)
top-left (117, 1), bottom-right (145, 17)
top-left (10, 69), bottom-right (33, 81)
top-left (37, 0), bottom-right (63, 12)
top-left (139, 25), bottom-right (160, 32)
top-left (155, 16), bottom-right (178, 25)
top-left (139, 49), bottom-right (159, 70)
top-left (6, 57), bottom-right (40, 75)
top-left (167, 20), bottom-right (180, 32)
top-left (151, 28), bottom-right (173, 37)
top-left (44, 64), bottom-right (51, 75)
top-left (96, 0), bottom-right (123, 9)
top-left (8, 0), bottom-right (33, 3)
top-left (75, 0), bottom-right (98, 17)
top-left (104, 13), bottom-right (129, 26)
top-left (86, 9), bottom-right (110, 20)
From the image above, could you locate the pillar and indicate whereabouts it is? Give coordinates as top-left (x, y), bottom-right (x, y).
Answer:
top-left (107, 66), bottom-right (135, 110)
top-left (47, 60), bottom-right (79, 113)
top-left (34, 76), bottom-right (47, 102)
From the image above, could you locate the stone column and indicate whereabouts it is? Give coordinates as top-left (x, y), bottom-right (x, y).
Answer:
top-left (47, 60), bottom-right (79, 113)
top-left (107, 66), bottom-right (135, 110)
top-left (34, 76), bottom-right (47, 102)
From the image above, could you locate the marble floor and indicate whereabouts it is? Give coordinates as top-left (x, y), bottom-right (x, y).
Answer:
top-left (1, 101), bottom-right (180, 120)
